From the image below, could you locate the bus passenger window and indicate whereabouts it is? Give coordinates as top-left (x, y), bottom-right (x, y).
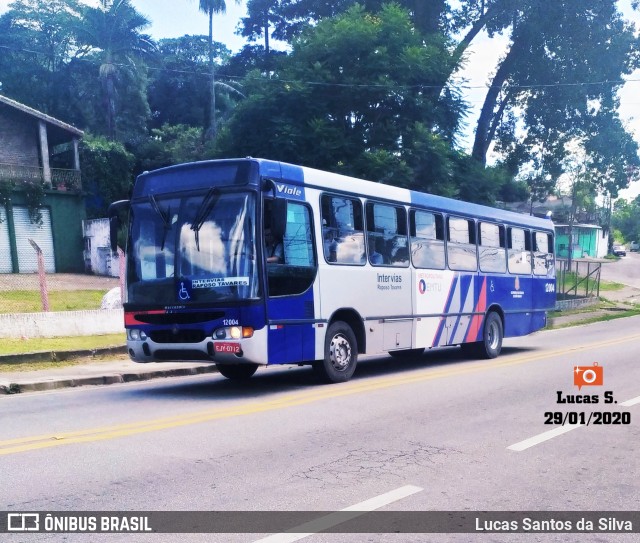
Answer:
top-left (410, 210), bottom-right (445, 269)
top-left (365, 202), bottom-right (408, 267)
top-left (447, 216), bottom-right (477, 271)
top-left (479, 222), bottom-right (506, 273)
top-left (508, 227), bottom-right (532, 274)
top-left (533, 231), bottom-right (554, 276)
top-left (321, 194), bottom-right (365, 265)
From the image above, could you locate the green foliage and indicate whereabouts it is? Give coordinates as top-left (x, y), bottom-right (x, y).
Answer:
top-left (132, 124), bottom-right (216, 174)
top-left (219, 4), bottom-right (473, 195)
top-left (612, 198), bottom-right (640, 244)
top-left (147, 36), bottom-right (211, 129)
top-left (474, 0), bottom-right (639, 203)
top-left (22, 179), bottom-right (46, 225)
top-left (80, 134), bottom-right (135, 218)
top-left (0, 0), bottom-right (637, 214)
top-left (74, 0), bottom-right (156, 139)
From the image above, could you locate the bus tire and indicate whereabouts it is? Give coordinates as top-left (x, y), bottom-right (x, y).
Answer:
top-left (216, 363), bottom-right (259, 380)
top-left (479, 311), bottom-right (503, 359)
top-left (314, 321), bottom-right (358, 383)
top-left (461, 311), bottom-right (503, 359)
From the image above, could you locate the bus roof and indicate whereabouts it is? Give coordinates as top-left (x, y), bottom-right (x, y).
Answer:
top-left (252, 158), bottom-right (554, 231)
top-left (135, 157), bottom-right (554, 231)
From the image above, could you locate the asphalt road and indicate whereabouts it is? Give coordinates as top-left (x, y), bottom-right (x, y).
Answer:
top-left (2, 316), bottom-right (639, 543)
top-left (600, 251), bottom-right (640, 288)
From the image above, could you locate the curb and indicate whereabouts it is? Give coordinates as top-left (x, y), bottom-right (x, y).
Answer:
top-left (0, 364), bottom-right (218, 395)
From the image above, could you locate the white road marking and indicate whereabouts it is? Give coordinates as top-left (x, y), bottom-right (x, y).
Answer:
top-left (507, 425), bottom-right (582, 452)
top-left (252, 485), bottom-right (422, 543)
top-left (620, 395), bottom-right (640, 407)
top-left (509, 393), bottom-right (640, 452)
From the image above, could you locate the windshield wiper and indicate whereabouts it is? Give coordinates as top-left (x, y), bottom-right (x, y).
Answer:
top-left (190, 187), bottom-right (219, 251)
top-left (149, 194), bottom-right (171, 251)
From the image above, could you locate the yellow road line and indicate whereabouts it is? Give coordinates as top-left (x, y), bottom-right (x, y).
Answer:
top-left (2, 332), bottom-right (639, 456)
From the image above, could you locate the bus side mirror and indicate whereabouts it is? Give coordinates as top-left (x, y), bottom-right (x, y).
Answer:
top-left (109, 216), bottom-right (120, 253)
top-left (271, 198), bottom-right (287, 240)
top-left (108, 200), bottom-right (129, 254)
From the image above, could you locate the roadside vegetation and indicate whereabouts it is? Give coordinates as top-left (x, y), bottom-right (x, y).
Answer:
top-left (0, 333), bottom-right (125, 358)
top-left (0, 290), bottom-right (108, 313)
top-left (0, 333), bottom-right (127, 374)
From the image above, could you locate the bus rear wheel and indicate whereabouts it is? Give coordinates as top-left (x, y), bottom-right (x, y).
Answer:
top-left (462, 311), bottom-right (503, 359)
top-left (216, 363), bottom-right (259, 380)
top-left (313, 321), bottom-right (358, 383)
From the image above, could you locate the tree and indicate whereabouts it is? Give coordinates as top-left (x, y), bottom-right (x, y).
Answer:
top-left (147, 35), bottom-right (214, 129)
top-left (469, 0), bottom-right (639, 181)
top-left (132, 124), bottom-right (216, 175)
top-left (219, 4), bottom-right (470, 196)
top-left (0, 0), bottom-right (83, 116)
top-left (75, 0), bottom-right (156, 139)
top-left (612, 196), bottom-right (640, 245)
top-left (80, 134), bottom-right (135, 218)
top-left (195, 0), bottom-right (241, 140)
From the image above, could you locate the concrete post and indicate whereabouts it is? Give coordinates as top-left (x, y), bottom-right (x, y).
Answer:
top-left (38, 120), bottom-right (52, 187)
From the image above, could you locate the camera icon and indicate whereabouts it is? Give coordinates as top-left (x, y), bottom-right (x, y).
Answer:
top-left (574, 362), bottom-right (603, 390)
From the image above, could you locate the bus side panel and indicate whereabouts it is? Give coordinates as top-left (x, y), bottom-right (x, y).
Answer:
top-left (464, 276), bottom-right (488, 343)
top-left (447, 273), bottom-right (476, 345)
top-left (316, 265), bottom-right (413, 356)
top-left (413, 269), bottom-right (456, 348)
top-left (489, 275), bottom-right (533, 337)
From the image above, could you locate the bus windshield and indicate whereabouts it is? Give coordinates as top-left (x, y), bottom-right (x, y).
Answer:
top-left (126, 190), bottom-right (259, 305)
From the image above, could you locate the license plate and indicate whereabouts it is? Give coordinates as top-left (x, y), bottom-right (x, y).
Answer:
top-left (214, 342), bottom-right (241, 354)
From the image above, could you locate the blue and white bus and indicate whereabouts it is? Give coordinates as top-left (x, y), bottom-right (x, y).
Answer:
top-left (109, 158), bottom-right (555, 383)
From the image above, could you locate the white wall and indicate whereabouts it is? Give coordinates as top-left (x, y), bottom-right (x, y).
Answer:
top-left (0, 309), bottom-right (123, 338)
top-left (83, 218), bottom-right (120, 277)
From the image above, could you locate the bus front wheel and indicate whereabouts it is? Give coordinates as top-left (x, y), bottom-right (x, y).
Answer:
top-left (314, 321), bottom-right (358, 383)
top-left (216, 363), bottom-right (259, 380)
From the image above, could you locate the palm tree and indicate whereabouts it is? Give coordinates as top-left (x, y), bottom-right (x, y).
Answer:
top-left (196, 0), bottom-right (241, 141)
top-left (77, 0), bottom-right (155, 139)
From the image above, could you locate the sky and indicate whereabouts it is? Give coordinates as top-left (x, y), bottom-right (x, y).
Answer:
top-left (0, 0), bottom-right (639, 199)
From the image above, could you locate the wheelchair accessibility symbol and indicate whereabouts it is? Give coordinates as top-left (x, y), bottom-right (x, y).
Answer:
top-left (178, 281), bottom-right (191, 300)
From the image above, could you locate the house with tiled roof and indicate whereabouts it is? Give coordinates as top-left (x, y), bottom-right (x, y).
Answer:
top-left (0, 94), bottom-right (86, 273)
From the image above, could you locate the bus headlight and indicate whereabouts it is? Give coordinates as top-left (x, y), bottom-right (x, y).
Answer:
top-left (213, 326), bottom-right (254, 340)
top-left (128, 329), bottom-right (147, 341)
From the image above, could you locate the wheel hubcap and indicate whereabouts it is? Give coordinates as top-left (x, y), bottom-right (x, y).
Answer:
top-left (329, 334), bottom-right (351, 371)
top-left (487, 321), bottom-right (499, 350)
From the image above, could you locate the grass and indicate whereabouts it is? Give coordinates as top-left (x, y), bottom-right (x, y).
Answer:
top-left (557, 273), bottom-right (624, 294)
top-left (0, 290), bottom-right (108, 313)
top-left (548, 306), bottom-right (640, 330)
top-left (0, 333), bottom-right (125, 356)
top-left (0, 352), bottom-right (129, 374)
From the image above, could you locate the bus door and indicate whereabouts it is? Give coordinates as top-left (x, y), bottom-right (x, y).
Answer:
top-left (531, 230), bottom-right (555, 328)
top-left (504, 226), bottom-right (534, 335)
top-left (264, 197), bottom-right (318, 364)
